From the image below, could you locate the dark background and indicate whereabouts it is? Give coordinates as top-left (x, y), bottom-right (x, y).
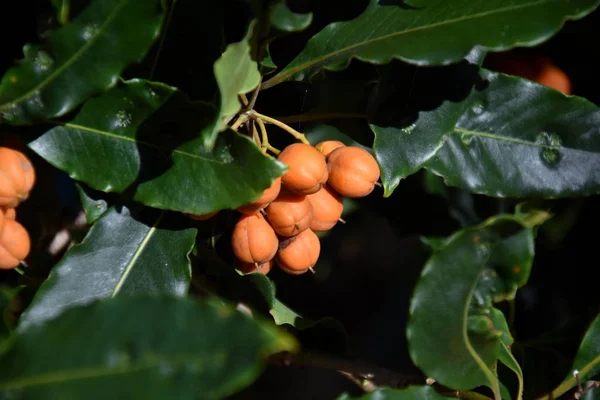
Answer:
top-left (1, 1), bottom-right (599, 399)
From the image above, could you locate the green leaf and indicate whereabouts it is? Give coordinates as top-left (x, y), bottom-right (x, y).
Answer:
top-left (425, 69), bottom-right (600, 198)
top-left (270, 2), bottom-right (313, 32)
top-left (1, 286), bottom-right (16, 341)
top-left (28, 79), bottom-right (287, 215)
top-left (76, 183), bottom-right (109, 224)
top-left (261, 0), bottom-right (600, 89)
top-left (542, 314), bottom-right (600, 400)
top-left (17, 205), bottom-right (196, 331)
top-left (209, 22), bottom-right (261, 148)
top-left (0, 0), bottom-right (164, 125)
top-left (369, 49), bottom-right (485, 197)
top-left (407, 211), bottom-right (549, 399)
top-left (52, 0), bottom-right (71, 25)
top-left (0, 296), bottom-right (297, 398)
top-left (305, 124), bottom-right (371, 151)
top-left (337, 386), bottom-right (450, 400)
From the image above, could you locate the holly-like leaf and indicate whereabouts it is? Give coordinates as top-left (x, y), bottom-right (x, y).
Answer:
top-left (0, 0), bottom-right (164, 125)
top-left (369, 49), bottom-right (485, 197)
top-left (337, 386), bottom-right (450, 400)
top-left (425, 69), bottom-right (600, 198)
top-left (28, 79), bottom-right (287, 215)
top-left (541, 314), bottom-right (600, 400)
top-left (0, 296), bottom-right (297, 398)
top-left (407, 211), bottom-right (549, 399)
top-left (208, 22), bottom-right (261, 148)
top-left (270, 2), bottom-right (312, 32)
top-left (17, 205), bottom-right (196, 331)
top-left (261, 0), bottom-right (599, 89)
top-left (76, 183), bottom-right (109, 224)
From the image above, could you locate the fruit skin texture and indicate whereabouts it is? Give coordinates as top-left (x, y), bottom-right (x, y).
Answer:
top-left (277, 143), bottom-right (328, 195)
top-left (237, 176), bottom-right (282, 215)
top-left (187, 211), bottom-right (219, 221)
top-left (0, 207), bottom-right (4, 234)
top-left (231, 213), bottom-right (279, 264)
top-left (0, 147), bottom-right (36, 208)
top-left (0, 219), bottom-right (31, 269)
top-left (315, 140), bottom-right (345, 157)
top-left (266, 188), bottom-right (313, 237)
top-left (327, 146), bottom-right (380, 198)
top-left (1, 207), bottom-right (16, 221)
top-left (236, 259), bottom-right (273, 275)
top-left (276, 229), bottom-right (320, 275)
top-left (307, 185), bottom-right (343, 232)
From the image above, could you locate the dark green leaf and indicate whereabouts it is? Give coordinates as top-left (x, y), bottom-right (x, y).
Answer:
top-left (261, 0), bottom-right (599, 89)
top-left (543, 314), bottom-right (600, 399)
top-left (369, 49), bottom-right (485, 196)
top-left (407, 211), bottom-right (549, 398)
top-left (76, 183), bottom-right (109, 224)
top-left (337, 386), bottom-right (449, 400)
top-left (52, 0), bottom-right (71, 24)
top-left (270, 2), bottom-right (313, 32)
top-left (0, 0), bottom-right (164, 124)
top-left (28, 79), bottom-right (287, 215)
top-left (425, 69), bottom-right (600, 198)
top-left (17, 205), bottom-right (196, 331)
top-left (208, 22), bottom-right (261, 148)
top-left (1, 286), bottom-right (17, 341)
top-left (0, 296), bottom-right (297, 398)
top-left (305, 124), bottom-right (371, 150)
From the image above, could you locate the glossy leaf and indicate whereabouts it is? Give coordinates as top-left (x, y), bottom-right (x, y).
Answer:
top-left (261, 0), bottom-right (600, 89)
top-left (28, 80), bottom-right (287, 215)
top-left (270, 2), bottom-right (313, 32)
top-left (407, 212), bottom-right (549, 399)
top-left (542, 314), bottom-right (600, 399)
top-left (337, 386), bottom-right (449, 400)
top-left (369, 49), bottom-right (485, 196)
top-left (0, 0), bottom-right (164, 124)
top-left (0, 296), bottom-right (297, 398)
top-left (209, 22), bottom-right (261, 148)
top-left (17, 205), bottom-right (196, 331)
top-left (76, 183), bottom-right (109, 224)
top-left (425, 69), bottom-right (600, 198)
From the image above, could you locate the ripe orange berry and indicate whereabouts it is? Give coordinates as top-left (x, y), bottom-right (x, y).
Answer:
top-left (265, 188), bottom-right (313, 237)
top-left (315, 140), bottom-right (345, 157)
top-left (307, 185), bottom-right (343, 231)
top-left (327, 146), bottom-right (380, 198)
top-left (237, 176), bottom-right (282, 215)
top-left (231, 213), bottom-right (278, 264)
top-left (236, 259), bottom-right (273, 275)
top-left (0, 207), bottom-right (4, 235)
top-left (0, 147), bottom-right (36, 208)
top-left (187, 211), bottom-right (219, 221)
top-left (0, 219), bottom-right (31, 270)
top-left (277, 143), bottom-right (328, 195)
top-left (1, 207), bottom-right (16, 221)
top-left (276, 229), bottom-right (320, 275)
top-left (535, 62), bottom-right (571, 95)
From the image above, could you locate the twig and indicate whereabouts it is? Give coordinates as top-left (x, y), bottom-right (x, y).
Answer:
top-left (256, 118), bottom-right (281, 155)
top-left (250, 111), bottom-right (310, 145)
top-left (231, 113), bottom-right (249, 131)
top-left (247, 76), bottom-right (263, 111)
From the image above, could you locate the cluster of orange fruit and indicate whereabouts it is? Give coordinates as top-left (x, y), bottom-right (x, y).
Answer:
top-left (0, 147), bottom-right (35, 270)
top-left (190, 141), bottom-right (380, 275)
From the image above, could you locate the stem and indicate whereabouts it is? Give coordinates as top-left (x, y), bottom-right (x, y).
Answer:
top-left (256, 118), bottom-right (280, 155)
top-left (250, 111), bottom-right (310, 145)
top-left (247, 76), bottom-right (263, 111)
top-left (231, 113), bottom-right (248, 131)
top-left (240, 93), bottom-right (249, 106)
top-left (251, 121), bottom-right (261, 147)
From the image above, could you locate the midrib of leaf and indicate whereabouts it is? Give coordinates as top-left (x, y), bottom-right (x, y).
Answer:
top-left (111, 211), bottom-right (164, 296)
top-left (545, 353), bottom-right (600, 399)
top-left (0, 354), bottom-right (207, 391)
top-left (0, 0), bottom-right (129, 111)
top-left (462, 268), bottom-right (502, 400)
top-left (63, 122), bottom-right (225, 164)
top-left (454, 128), bottom-right (598, 155)
top-left (499, 342), bottom-right (524, 400)
top-left (262, 0), bottom-right (561, 89)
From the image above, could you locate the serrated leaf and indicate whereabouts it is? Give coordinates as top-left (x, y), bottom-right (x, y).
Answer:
top-left (542, 314), bottom-right (600, 400)
top-left (270, 2), bottom-right (313, 32)
top-left (407, 212), bottom-right (547, 399)
top-left (209, 22), bottom-right (261, 148)
top-left (261, 0), bottom-right (600, 89)
top-left (425, 69), bottom-right (600, 198)
top-left (76, 183), bottom-right (109, 224)
top-left (0, 0), bottom-right (164, 124)
top-left (337, 386), bottom-right (449, 400)
top-left (17, 205), bottom-right (196, 331)
top-left (28, 79), bottom-right (287, 215)
top-left (369, 49), bottom-right (485, 196)
top-left (0, 296), bottom-right (297, 398)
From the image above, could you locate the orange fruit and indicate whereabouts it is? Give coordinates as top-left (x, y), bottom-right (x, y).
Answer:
top-left (0, 147), bottom-right (36, 208)
top-left (327, 146), bottom-right (380, 198)
top-left (231, 213), bottom-right (278, 264)
top-left (236, 259), bottom-right (273, 275)
top-left (0, 219), bottom-right (31, 269)
top-left (265, 188), bottom-right (313, 237)
top-left (1, 207), bottom-right (16, 221)
top-left (535, 61), bottom-right (571, 95)
top-left (276, 229), bottom-right (320, 275)
top-left (277, 143), bottom-right (328, 195)
top-left (237, 176), bottom-right (282, 215)
top-left (187, 211), bottom-right (219, 221)
top-left (307, 185), bottom-right (343, 231)
top-left (315, 140), bottom-right (345, 157)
